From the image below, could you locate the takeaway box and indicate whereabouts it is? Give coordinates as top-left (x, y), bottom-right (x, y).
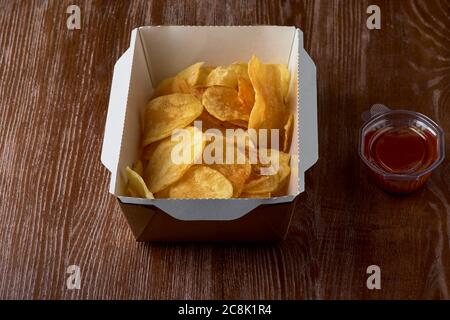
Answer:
top-left (101, 26), bottom-right (318, 242)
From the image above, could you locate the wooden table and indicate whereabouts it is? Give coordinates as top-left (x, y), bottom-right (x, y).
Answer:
top-left (0, 0), bottom-right (449, 300)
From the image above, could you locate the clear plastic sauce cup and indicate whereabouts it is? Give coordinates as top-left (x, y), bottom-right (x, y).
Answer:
top-left (359, 104), bottom-right (445, 194)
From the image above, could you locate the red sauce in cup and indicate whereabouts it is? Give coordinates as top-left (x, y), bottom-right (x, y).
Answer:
top-left (359, 109), bottom-right (444, 194)
top-left (366, 127), bottom-right (438, 174)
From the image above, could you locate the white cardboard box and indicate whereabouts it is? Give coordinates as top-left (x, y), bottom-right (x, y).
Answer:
top-left (101, 26), bottom-right (318, 241)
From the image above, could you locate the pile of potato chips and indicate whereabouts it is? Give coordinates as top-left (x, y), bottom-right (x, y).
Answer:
top-left (125, 56), bottom-right (294, 199)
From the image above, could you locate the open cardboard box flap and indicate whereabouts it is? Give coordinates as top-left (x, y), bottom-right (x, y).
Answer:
top-left (101, 26), bottom-right (318, 221)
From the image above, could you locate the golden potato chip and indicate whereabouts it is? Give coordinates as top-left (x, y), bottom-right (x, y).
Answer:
top-left (253, 149), bottom-right (291, 178)
top-left (177, 62), bottom-right (205, 86)
top-left (210, 162), bottom-right (251, 197)
top-left (126, 166), bottom-right (154, 199)
top-left (244, 148), bottom-right (291, 194)
top-left (152, 76), bottom-right (190, 98)
top-left (202, 86), bottom-right (251, 122)
top-left (206, 135), bottom-right (251, 197)
top-left (242, 174), bottom-right (280, 194)
top-left (275, 64), bottom-right (290, 102)
top-left (276, 150), bottom-right (291, 186)
top-left (248, 148), bottom-right (271, 173)
top-left (167, 166), bottom-right (233, 199)
top-left (229, 62), bottom-right (249, 81)
top-left (271, 152), bottom-right (291, 196)
top-left (205, 66), bottom-right (239, 88)
top-left (144, 126), bottom-right (205, 193)
top-left (195, 67), bottom-right (214, 86)
top-left (190, 86), bottom-right (208, 100)
top-left (283, 113), bottom-right (294, 153)
top-left (240, 192), bottom-right (271, 198)
top-left (237, 77), bottom-right (255, 112)
top-left (132, 160), bottom-right (144, 177)
top-left (143, 93), bottom-right (203, 146)
top-left (154, 187), bottom-right (170, 198)
top-left (142, 143), bottom-right (158, 161)
top-left (248, 56), bottom-right (289, 141)
top-left (205, 62), bottom-right (249, 88)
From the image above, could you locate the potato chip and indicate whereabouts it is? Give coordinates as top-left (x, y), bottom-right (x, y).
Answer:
top-left (126, 166), bottom-right (154, 199)
top-left (177, 62), bottom-right (205, 86)
top-left (190, 86), bottom-right (208, 100)
top-left (205, 62), bottom-right (250, 88)
top-left (283, 113), bottom-right (294, 153)
top-left (167, 166), bottom-right (233, 199)
top-left (243, 148), bottom-right (291, 194)
top-left (206, 135), bottom-right (251, 197)
top-left (237, 77), bottom-right (255, 112)
top-left (205, 66), bottom-right (239, 88)
top-left (240, 192), bottom-right (271, 198)
top-left (275, 64), bottom-right (290, 102)
top-left (242, 174), bottom-right (280, 194)
top-left (143, 93), bottom-right (203, 146)
top-left (248, 56), bottom-right (289, 140)
top-left (210, 162), bottom-right (251, 197)
top-left (144, 126), bottom-right (205, 193)
top-left (142, 143), bottom-right (158, 161)
top-left (132, 160), bottom-right (144, 177)
top-left (276, 150), bottom-right (291, 187)
top-left (202, 86), bottom-right (251, 122)
top-left (271, 152), bottom-right (291, 196)
top-left (152, 76), bottom-right (190, 98)
top-left (253, 149), bottom-right (291, 178)
top-left (195, 67), bottom-right (214, 86)
top-left (229, 62), bottom-right (249, 81)
top-left (154, 187), bottom-right (170, 198)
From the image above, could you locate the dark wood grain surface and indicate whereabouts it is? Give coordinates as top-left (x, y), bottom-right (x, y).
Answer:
top-left (0, 0), bottom-right (449, 299)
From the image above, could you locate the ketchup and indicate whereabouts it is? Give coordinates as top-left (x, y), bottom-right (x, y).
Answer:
top-left (363, 126), bottom-right (438, 193)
